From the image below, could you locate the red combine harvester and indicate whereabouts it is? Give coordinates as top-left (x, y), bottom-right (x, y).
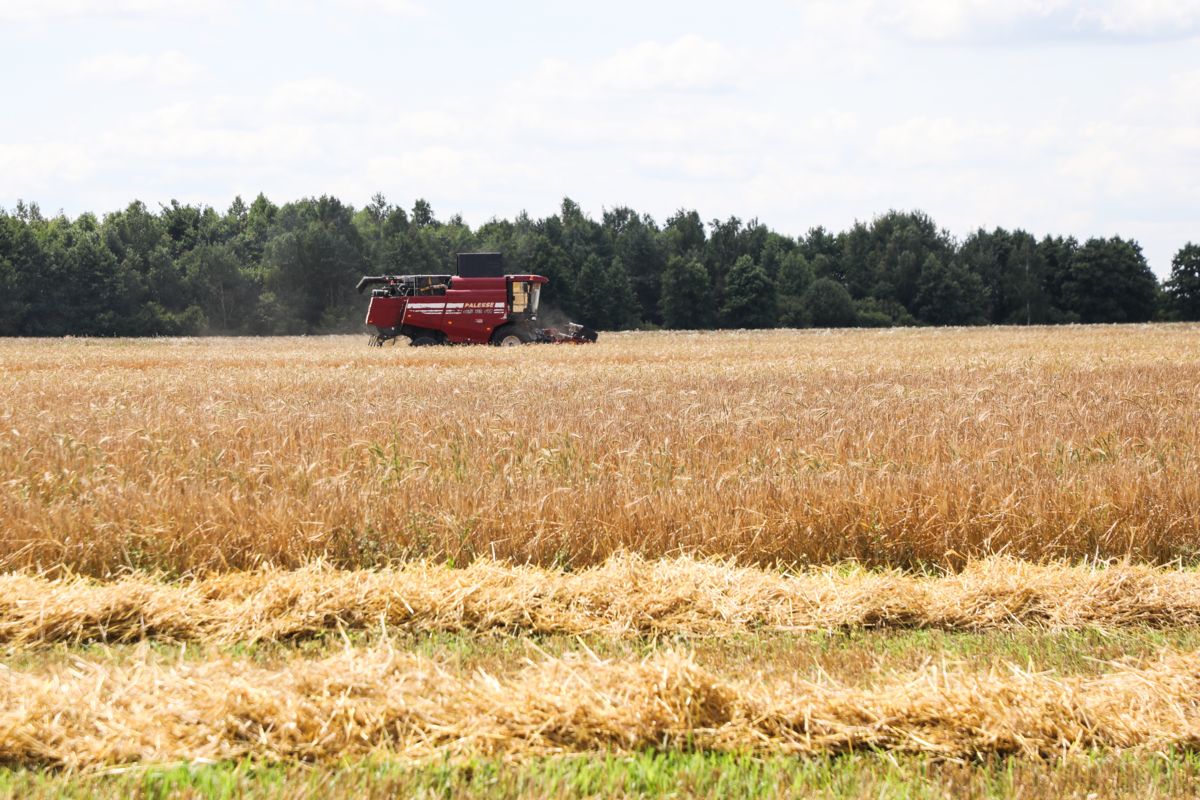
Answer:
top-left (357, 252), bottom-right (598, 347)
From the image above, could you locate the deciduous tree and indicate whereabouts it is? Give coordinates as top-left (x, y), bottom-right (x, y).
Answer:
top-left (802, 277), bottom-right (857, 328)
top-left (1165, 243), bottom-right (1200, 321)
top-left (659, 256), bottom-right (712, 329)
top-left (720, 255), bottom-right (776, 328)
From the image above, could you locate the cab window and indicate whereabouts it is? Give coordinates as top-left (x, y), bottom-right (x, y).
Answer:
top-left (511, 281), bottom-right (531, 313)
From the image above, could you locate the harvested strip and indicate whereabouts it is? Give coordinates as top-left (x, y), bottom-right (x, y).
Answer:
top-left (3, 646), bottom-right (1200, 767)
top-left (3, 554), bottom-right (1200, 647)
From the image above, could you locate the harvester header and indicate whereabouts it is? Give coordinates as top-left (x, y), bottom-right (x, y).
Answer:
top-left (358, 252), bottom-right (597, 347)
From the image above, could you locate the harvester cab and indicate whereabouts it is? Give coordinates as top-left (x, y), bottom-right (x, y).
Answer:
top-left (358, 252), bottom-right (597, 347)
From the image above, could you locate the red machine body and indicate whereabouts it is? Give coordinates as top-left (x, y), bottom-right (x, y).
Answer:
top-left (358, 270), bottom-right (597, 346)
top-left (365, 274), bottom-right (545, 344)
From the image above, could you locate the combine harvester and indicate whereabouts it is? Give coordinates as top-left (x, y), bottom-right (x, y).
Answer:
top-left (357, 252), bottom-right (598, 347)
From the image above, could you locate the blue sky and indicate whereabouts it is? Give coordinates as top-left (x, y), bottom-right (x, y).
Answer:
top-left (1, 0), bottom-right (1197, 275)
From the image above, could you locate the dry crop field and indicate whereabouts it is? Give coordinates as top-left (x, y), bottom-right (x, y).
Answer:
top-left (2, 326), bottom-right (1200, 798)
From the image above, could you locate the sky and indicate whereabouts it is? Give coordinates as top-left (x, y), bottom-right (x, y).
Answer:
top-left (1, 0), bottom-right (1198, 276)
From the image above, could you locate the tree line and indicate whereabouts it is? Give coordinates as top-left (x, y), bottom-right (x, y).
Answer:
top-left (1, 194), bottom-right (1198, 336)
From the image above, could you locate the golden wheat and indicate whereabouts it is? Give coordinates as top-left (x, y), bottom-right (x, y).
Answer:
top-left (1, 326), bottom-right (1199, 573)
top-left (3, 645), bottom-right (1200, 767)
top-left (2, 555), bottom-right (1199, 647)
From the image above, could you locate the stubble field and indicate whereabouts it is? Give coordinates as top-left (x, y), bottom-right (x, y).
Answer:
top-left (2, 326), bottom-right (1200, 798)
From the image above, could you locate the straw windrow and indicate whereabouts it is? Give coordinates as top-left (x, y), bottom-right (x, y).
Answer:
top-left (2, 554), bottom-right (1200, 647)
top-left (2, 646), bottom-right (1200, 767)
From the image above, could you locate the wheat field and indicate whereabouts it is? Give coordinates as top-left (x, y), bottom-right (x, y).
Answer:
top-left (2, 325), bottom-right (1199, 575)
top-left (3, 327), bottom-right (1200, 795)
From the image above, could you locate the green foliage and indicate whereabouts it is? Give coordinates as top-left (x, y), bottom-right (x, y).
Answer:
top-left (0, 196), bottom-right (1178, 337)
top-left (180, 243), bottom-right (255, 332)
top-left (757, 232), bottom-right (793, 279)
top-left (959, 228), bottom-right (1053, 324)
top-left (609, 211), bottom-right (665, 324)
top-left (802, 277), bottom-right (858, 328)
top-left (571, 255), bottom-right (638, 330)
top-left (411, 198), bottom-right (436, 227)
top-left (663, 209), bottom-right (706, 259)
top-left (842, 210), bottom-right (953, 305)
top-left (720, 255), bottom-right (776, 328)
top-left (0, 256), bottom-right (23, 336)
top-left (573, 255), bottom-right (609, 329)
top-left (777, 295), bottom-right (807, 327)
top-left (1165, 243), bottom-right (1200, 321)
top-left (776, 251), bottom-right (813, 297)
top-left (0, 217), bottom-right (31, 335)
top-left (773, 252), bottom-right (812, 327)
top-left (509, 231), bottom-right (574, 314)
top-left (263, 197), bottom-right (366, 333)
top-left (913, 255), bottom-right (987, 326)
top-left (694, 217), bottom-right (772, 308)
top-left (852, 298), bottom-right (894, 328)
top-left (1059, 237), bottom-right (1158, 323)
top-left (603, 257), bottom-right (639, 330)
top-left (659, 256), bottom-right (712, 329)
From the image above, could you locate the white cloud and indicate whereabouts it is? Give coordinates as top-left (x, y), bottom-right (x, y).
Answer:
top-left (0, 0), bottom-right (223, 22)
top-left (73, 78), bottom-right (372, 168)
top-left (71, 51), bottom-right (203, 86)
top-left (1057, 132), bottom-right (1151, 197)
top-left (96, 96), bottom-right (337, 164)
top-left (334, 0), bottom-right (425, 15)
top-left (594, 34), bottom-right (740, 92)
top-left (1122, 68), bottom-right (1200, 124)
top-left (802, 0), bottom-right (1200, 43)
top-left (266, 78), bottom-right (368, 119)
top-left (389, 110), bottom-right (466, 141)
top-left (503, 35), bottom-right (743, 104)
top-left (633, 151), bottom-right (756, 182)
top-left (884, 0), bottom-right (1038, 41)
top-left (1056, 122), bottom-right (1200, 199)
top-left (871, 117), bottom-right (1064, 166)
top-left (0, 142), bottom-right (97, 186)
top-left (1077, 0), bottom-right (1200, 37)
top-left (363, 147), bottom-right (520, 194)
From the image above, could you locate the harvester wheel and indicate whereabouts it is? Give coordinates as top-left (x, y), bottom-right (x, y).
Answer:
top-left (491, 325), bottom-right (533, 347)
top-left (410, 335), bottom-right (439, 347)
